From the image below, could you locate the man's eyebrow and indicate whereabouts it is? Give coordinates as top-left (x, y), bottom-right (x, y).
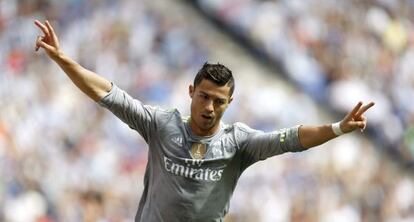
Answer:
top-left (199, 90), bottom-right (227, 101)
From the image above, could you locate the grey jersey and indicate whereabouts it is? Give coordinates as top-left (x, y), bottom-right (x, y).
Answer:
top-left (98, 84), bottom-right (305, 222)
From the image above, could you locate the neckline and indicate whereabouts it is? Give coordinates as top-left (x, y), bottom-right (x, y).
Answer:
top-left (184, 119), bottom-right (223, 142)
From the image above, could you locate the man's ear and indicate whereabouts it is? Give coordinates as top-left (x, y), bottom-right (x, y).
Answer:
top-left (189, 85), bottom-right (194, 98)
top-left (228, 96), bottom-right (233, 105)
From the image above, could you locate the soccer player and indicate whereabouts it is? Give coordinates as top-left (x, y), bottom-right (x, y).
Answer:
top-left (35, 20), bottom-right (374, 222)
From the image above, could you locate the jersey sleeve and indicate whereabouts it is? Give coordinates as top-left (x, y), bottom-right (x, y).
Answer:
top-left (234, 122), bottom-right (305, 168)
top-left (97, 83), bottom-right (156, 142)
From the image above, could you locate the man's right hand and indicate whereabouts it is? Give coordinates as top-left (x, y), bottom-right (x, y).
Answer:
top-left (33, 19), bottom-right (112, 101)
top-left (34, 20), bottom-right (61, 59)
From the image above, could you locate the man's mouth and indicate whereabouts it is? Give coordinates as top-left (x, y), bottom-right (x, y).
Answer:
top-left (201, 114), bottom-right (213, 120)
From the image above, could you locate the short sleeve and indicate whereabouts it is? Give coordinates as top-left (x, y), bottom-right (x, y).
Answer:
top-left (98, 83), bottom-right (156, 142)
top-left (234, 122), bottom-right (305, 168)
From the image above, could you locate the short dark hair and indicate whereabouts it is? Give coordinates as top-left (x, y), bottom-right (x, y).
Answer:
top-left (194, 62), bottom-right (235, 96)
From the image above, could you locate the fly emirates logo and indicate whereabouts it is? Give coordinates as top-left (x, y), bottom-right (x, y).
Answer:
top-left (163, 156), bottom-right (224, 182)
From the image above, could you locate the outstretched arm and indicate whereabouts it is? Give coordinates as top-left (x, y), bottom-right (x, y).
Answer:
top-left (34, 20), bottom-right (112, 102)
top-left (298, 101), bottom-right (375, 149)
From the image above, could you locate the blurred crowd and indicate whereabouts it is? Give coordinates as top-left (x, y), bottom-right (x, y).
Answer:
top-left (196, 0), bottom-right (414, 164)
top-left (0, 0), bottom-right (413, 221)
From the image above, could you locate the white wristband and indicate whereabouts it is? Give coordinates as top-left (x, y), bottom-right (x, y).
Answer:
top-left (332, 122), bottom-right (344, 136)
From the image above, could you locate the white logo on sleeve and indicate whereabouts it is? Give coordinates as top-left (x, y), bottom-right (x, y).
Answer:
top-left (171, 136), bottom-right (183, 147)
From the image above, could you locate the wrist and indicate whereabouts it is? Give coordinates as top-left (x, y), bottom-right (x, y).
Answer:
top-left (51, 49), bottom-right (64, 61)
top-left (331, 121), bottom-right (344, 136)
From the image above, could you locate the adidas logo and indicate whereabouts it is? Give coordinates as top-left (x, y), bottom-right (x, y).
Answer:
top-left (171, 136), bottom-right (183, 147)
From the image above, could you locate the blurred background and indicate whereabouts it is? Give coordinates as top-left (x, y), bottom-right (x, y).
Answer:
top-left (1, 0), bottom-right (414, 221)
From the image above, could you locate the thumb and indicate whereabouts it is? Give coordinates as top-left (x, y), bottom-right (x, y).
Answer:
top-left (35, 36), bottom-right (53, 51)
top-left (347, 121), bottom-right (365, 128)
top-left (37, 41), bottom-right (55, 52)
top-left (342, 121), bottom-right (365, 133)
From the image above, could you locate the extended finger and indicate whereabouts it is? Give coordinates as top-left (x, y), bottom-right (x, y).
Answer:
top-left (45, 20), bottom-right (58, 44)
top-left (344, 101), bottom-right (363, 120)
top-left (34, 20), bottom-right (50, 37)
top-left (355, 102), bottom-right (375, 117)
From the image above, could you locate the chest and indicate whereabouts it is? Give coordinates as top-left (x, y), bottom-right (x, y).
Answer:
top-left (155, 124), bottom-right (237, 161)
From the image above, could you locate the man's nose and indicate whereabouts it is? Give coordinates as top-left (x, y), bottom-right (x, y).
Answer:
top-left (205, 100), bottom-right (214, 112)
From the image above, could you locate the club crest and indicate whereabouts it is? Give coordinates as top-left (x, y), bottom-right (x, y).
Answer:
top-left (190, 143), bottom-right (206, 159)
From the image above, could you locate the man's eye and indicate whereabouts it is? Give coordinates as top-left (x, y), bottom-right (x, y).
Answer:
top-left (215, 100), bottom-right (225, 105)
top-left (200, 94), bottom-right (208, 99)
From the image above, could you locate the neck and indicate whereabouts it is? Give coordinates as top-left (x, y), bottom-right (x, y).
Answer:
top-left (188, 117), bottom-right (220, 137)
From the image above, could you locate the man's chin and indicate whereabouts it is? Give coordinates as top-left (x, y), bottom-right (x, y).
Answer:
top-left (199, 120), bottom-right (216, 130)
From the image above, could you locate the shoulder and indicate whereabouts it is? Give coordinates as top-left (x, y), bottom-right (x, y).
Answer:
top-left (151, 106), bottom-right (179, 118)
top-left (233, 122), bottom-right (261, 134)
top-left (153, 107), bottom-right (184, 128)
top-left (224, 122), bottom-right (261, 143)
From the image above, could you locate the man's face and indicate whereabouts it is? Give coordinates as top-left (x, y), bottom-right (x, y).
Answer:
top-left (189, 79), bottom-right (233, 136)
